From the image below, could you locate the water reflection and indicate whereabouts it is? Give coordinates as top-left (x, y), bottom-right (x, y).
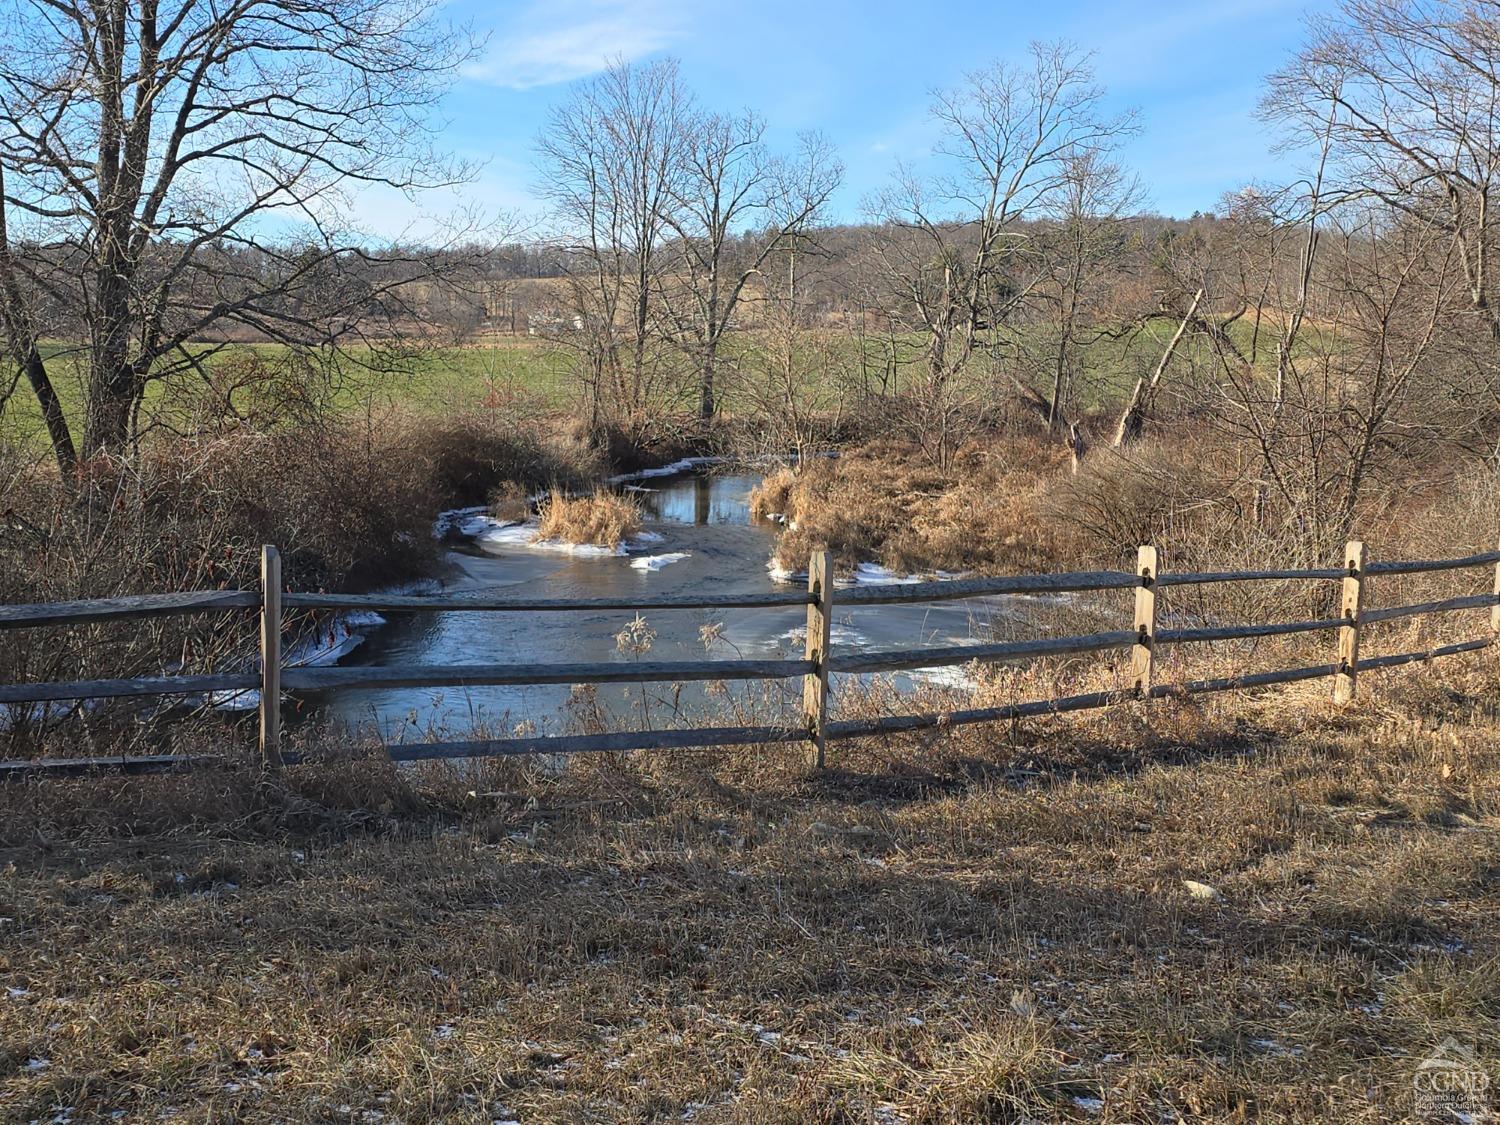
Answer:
top-left (630, 472), bottom-right (759, 526)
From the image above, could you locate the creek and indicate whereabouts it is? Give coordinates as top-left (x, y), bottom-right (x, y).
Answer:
top-left (295, 467), bottom-right (1036, 743)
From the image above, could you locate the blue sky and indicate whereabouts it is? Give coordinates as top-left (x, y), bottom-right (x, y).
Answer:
top-left (367, 0), bottom-right (1339, 237)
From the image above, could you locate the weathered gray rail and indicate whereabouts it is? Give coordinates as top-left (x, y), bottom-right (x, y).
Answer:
top-left (2, 537), bottom-right (1499, 778)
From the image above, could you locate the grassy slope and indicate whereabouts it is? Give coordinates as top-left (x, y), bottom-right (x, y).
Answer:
top-left (0, 664), bottom-right (1496, 1123)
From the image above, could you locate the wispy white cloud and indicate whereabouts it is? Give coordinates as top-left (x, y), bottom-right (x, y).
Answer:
top-left (465, 0), bottom-right (687, 90)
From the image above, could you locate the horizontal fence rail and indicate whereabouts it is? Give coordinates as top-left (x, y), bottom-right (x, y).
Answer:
top-left (1362, 593), bottom-right (1500, 625)
top-left (0, 673), bottom-right (259, 706)
top-left (283, 590), bottom-right (817, 612)
top-left (1153, 566), bottom-right (1348, 586)
top-left (385, 725), bottom-right (812, 762)
top-left (1365, 550), bottom-right (1500, 575)
top-left (3, 536), bottom-right (1500, 778)
top-left (835, 571), bottom-right (1139, 603)
top-left (829, 631), bottom-right (1139, 675)
top-left (1154, 618), bottom-right (1347, 645)
top-left (0, 591), bottom-right (261, 630)
top-left (281, 658), bottom-right (815, 692)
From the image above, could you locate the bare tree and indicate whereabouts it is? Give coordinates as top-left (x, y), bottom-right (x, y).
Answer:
top-left (0, 0), bottom-right (476, 474)
top-left (537, 58), bottom-right (691, 429)
top-left (1041, 149), bottom-right (1142, 433)
top-left (867, 41), bottom-right (1137, 466)
top-left (663, 122), bottom-right (841, 419)
top-left (1205, 199), bottom-right (1461, 564)
top-left (738, 236), bottom-right (850, 461)
top-left (1264, 0), bottom-right (1500, 339)
top-left (1112, 286), bottom-right (1202, 448)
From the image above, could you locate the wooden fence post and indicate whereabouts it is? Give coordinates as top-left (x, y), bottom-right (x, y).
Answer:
top-left (1132, 545), bottom-right (1158, 697)
top-left (1491, 539), bottom-right (1500, 634)
top-left (1334, 540), bottom-right (1366, 705)
top-left (259, 544), bottom-right (283, 767)
top-left (803, 550), bottom-right (834, 769)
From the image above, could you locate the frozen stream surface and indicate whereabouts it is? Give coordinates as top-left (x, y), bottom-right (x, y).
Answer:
top-left (299, 468), bottom-right (1039, 745)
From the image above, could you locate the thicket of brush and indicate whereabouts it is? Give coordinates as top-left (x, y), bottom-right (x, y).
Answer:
top-left (751, 426), bottom-right (1500, 621)
top-left (751, 435), bottom-right (1071, 577)
top-left (0, 407), bottom-right (613, 758)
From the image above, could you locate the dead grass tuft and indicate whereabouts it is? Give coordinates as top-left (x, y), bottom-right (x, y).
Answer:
top-left (486, 480), bottom-right (534, 522)
top-left (826, 1017), bottom-right (1060, 1121)
top-left (747, 465), bottom-right (797, 522)
top-left (537, 489), bottom-right (643, 547)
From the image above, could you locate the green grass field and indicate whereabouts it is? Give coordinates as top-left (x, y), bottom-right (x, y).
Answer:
top-left (1, 317), bottom-right (1290, 454)
top-left (1, 338), bottom-right (580, 451)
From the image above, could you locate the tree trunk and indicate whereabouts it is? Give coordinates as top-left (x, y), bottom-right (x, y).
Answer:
top-left (1113, 288), bottom-right (1203, 449)
top-left (1048, 349), bottom-right (1066, 432)
top-left (1067, 421), bottom-right (1088, 473)
top-left (0, 167), bottom-right (77, 478)
top-left (1050, 288), bottom-right (1075, 432)
top-left (22, 349), bottom-right (78, 476)
top-left (0, 301), bottom-right (75, 480)
top-left (699, 341), bottom-right (717, 420)
top-left (83, 269), bottom-right (138, 456)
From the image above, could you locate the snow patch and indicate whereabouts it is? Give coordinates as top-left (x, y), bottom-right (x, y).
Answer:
top-left (288, 620), bottom-right (366, 668)
top-left (779, 623), bottom-right (869, 649)
top-left (210, 617), bottom-right (369, 712)
top-left (849, 563), bottom-right (921, 586)
top-left (767, 559), bottom-right (804, 584)
top-left (630, 553), bottom-right (690, 572)
top-left (0, 700), bottom-right (88, 734)
top-left (473, 519), bottom-right (626, 557)
top-left (459, 514), bottom-right (666, 559)
top-left (767, 557), bottom-right (970, 588)
top-left (606, 456), bottom-right (720, 484)
top-left (208, 686), bottom-right (260, 712)
top-left (433, 504), bottom-right (490, 539)
top-left (905, 663), bottom-right (978, 691)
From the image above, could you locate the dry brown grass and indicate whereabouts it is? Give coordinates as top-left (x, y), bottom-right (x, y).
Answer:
top-left (747, 465), bottom-right (797, 522)
top-left (536, 489), bottom-right (643, 548)
top-left (486, 481), bottom-right (534, 523)
top-left (1, 654), bottom-right (1497, 1122)
top-left (751, 437), bottom-right (1071, 577)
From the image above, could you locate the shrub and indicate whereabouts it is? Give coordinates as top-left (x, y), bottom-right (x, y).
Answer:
top-left (410, 410), bottom-right (604, 507)
top-left (565, 415), bottom-right (701, 475)
top-left (487, 481), bottom-right (533, 522)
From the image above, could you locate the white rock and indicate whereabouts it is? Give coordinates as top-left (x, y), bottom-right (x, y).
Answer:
top-left (1182, 879), bottom-right (1223, 901)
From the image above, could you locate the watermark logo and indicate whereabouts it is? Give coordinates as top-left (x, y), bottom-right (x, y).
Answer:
top-left (1414, 1037), bottom-right (1491, 1121)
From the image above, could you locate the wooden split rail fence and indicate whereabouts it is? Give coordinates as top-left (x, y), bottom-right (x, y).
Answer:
top-left (3, 541), bottom-right (1500, 777)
